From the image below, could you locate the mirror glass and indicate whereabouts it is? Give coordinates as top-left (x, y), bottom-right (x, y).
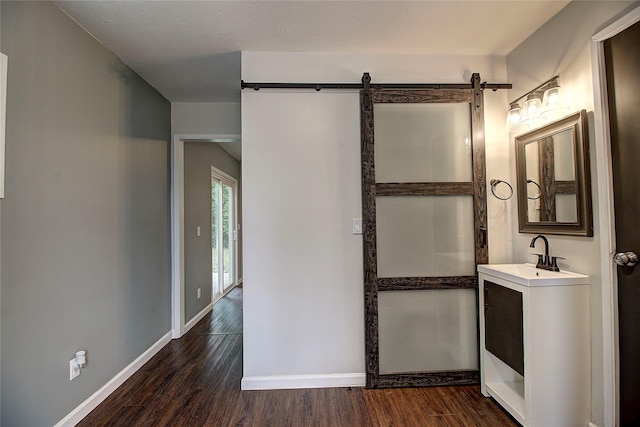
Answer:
top-left (516, 110), bottom-right (593, 236)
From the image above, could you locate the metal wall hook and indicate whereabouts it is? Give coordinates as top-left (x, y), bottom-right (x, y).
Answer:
top-left (490, 179), bottom-right (513, 200)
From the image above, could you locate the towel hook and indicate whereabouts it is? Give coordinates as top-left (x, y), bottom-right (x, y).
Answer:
top-left (490, 179), bottom-right (513, 201)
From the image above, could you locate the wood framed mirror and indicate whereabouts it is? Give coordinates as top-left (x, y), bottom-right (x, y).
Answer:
top-left (515, 110), bottom-right (593, 236)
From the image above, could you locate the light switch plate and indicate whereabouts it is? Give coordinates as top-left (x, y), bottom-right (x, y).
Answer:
top-left (352, 218), bottom-right (363, 235)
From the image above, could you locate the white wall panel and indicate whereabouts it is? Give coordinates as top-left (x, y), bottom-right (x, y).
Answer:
top-left (241, 52), bottom-right (510, 385)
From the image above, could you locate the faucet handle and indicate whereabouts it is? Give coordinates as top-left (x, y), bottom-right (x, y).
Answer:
top-left (531, 253), bottom-right (545, 268)
top-left (550, 256), bottom-right (565, 272)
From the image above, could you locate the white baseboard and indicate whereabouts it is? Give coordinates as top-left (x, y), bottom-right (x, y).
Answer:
top-left (184, 302), bottom-right (213, 334)
top-left (54, 331), bottom-right (173, 427)
top-left (241, 373), bottom-right (366, 390)
top-left (588, 423), bottom-right (599, 427)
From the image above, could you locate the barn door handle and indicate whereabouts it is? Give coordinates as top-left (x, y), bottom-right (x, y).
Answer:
top-left (614, 251), bottom-right (638, 267)
top-left (479, 226), bottom-right (487, 248)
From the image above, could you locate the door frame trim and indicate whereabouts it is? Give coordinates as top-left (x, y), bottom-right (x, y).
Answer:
top-left (171, 133), bottom-right (241, 339)
top-left (590, 6), bottom-right (640, 426)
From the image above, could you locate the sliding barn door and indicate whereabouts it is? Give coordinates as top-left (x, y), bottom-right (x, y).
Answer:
top-left (361, 88), bottom-right (488, 388)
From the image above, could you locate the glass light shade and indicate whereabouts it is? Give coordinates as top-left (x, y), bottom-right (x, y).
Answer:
top-left (541, 81), bottom-right (567, 118)
top-left (505, 102), bottom-right (523, 132)
top-left (543, 86), bottom-right (560, 106)
top-left (524, 93), bottom-right (542, 119)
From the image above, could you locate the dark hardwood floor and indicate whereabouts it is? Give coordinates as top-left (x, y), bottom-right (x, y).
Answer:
top-left (79, 288), bottom-right (517, 426)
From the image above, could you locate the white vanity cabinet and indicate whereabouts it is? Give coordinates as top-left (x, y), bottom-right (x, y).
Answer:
top-left (477, 264), bottom-right (590, 427)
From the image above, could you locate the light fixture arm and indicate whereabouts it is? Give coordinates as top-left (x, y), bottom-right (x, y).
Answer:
top-left (508, 75), bottom-right (560, 106)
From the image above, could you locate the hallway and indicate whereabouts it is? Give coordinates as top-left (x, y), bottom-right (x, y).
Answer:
top-left (79, 288), bottom-right (516, 426)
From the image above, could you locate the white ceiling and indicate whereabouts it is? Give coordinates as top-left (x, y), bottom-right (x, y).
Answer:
top-left (54, 1), bottom-right (570, 161)
top-left (55, 0), bottom-right (570, 104)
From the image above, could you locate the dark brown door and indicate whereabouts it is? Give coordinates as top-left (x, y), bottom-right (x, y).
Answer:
top-left (604, 20), bottom-right (640, 426)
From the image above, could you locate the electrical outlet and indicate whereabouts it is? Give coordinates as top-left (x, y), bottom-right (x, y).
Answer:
top-left (70, 359), bottom-right (80, 380)
top-left (197, 288), bottom-right (201, 299)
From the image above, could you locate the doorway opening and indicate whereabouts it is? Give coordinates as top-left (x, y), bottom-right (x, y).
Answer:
top-left (171, 133), bottom-right (241, 338)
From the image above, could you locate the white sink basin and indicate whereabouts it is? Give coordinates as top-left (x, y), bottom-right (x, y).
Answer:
top-left (477, 263), bottom-right (590, 287)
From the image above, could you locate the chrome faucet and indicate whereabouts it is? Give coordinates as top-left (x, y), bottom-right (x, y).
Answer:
top-left (529, 234), bottom-right (560, 271)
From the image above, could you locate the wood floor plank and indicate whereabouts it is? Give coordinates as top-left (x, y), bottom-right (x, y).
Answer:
top-left (79, 288), bottom-right (516, 426)
top-left (100, 405), bottom-right (147, 427)
top-left (438, 385), bottom-right (518, 426)
top-left (188, 290), bottom-right (243, 336)
top-left (364, 388), bottom-right (431, 426)
top-left (427, 414), bottom-right (471, 427)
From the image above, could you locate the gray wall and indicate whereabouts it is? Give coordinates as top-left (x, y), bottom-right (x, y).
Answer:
top-left (184, 141), bottom-right (241, 322)
top-left (0, 2), bottom-right (171, 425)
top-left (506, 2), bottom-right (637, 424)
top-left (172, 102), bottom-right (241, 135)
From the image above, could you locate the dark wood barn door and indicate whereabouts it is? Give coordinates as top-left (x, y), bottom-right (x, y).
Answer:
top-left (360, 86), bottom-right (488, 388)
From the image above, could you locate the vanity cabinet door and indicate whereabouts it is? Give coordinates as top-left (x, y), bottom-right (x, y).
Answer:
top-left (484, 280), bottom-right (524, 376)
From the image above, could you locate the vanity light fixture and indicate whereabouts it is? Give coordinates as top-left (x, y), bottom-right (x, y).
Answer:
top-left (506, 75), bottom-right (563, 132)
